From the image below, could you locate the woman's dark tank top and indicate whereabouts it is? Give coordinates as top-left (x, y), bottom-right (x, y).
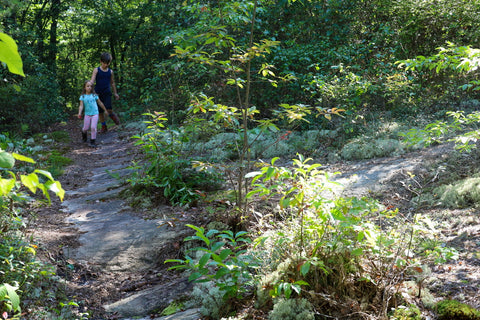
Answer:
top-left (95, 67), bottom-right (111, 94)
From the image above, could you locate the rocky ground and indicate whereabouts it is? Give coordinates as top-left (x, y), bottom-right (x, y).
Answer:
top-left (26, 118), bottom-right (480, 319)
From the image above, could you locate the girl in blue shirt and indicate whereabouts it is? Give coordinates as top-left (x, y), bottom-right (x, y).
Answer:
top-left (78, 80), bottom-right (109, 148)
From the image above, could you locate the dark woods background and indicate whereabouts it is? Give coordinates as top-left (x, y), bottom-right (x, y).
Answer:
top-left (1, 0), bottom-right (480, 134)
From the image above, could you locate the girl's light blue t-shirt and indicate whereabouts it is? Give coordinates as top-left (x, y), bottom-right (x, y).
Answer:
top-left (79, 94), bottom-right (99, 116)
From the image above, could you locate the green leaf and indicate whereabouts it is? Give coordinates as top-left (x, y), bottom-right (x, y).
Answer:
top-left (0, 32), bottom-right (25, 76)
top-left (352, 248), bottom-right (364, 257)
top-left (20, 173), bottom-right (40, 194)
top-left (5, 284), bottom-right (20, 311)
top-left (211, 241), bottom-right (224, 252)
top-left (0, 284), bottom-right (20, 312)
top-left (235, 231), bottom-right (248, 238)
top-left (0, 284), bottom-right (7, 299)
top-left (300, 261), bottom-right (310, 276)
top-left (38, 184), bottom-right (51, 203)
top-left (211, 253), bottom-right (222, 263)
top-left (265, 166), bottom-right (276, 180)
top-left (12, 153), bottom-right (35, 163)
top-left (245, 171), bottom-right (262, 178)
top-left (198, 253), bottom-right (211, 268)
top-left (294, 280), bottom-right (309, 286)
top-left (0, 151), bottom-right (15, 168)
top-left (188, 272), bottom-right (204, 282)
top-left (291, 283), bottom-right (302, 295)
top-left (219, 249), bottom-right (232, 260)
top-left (45, 180), bottom-right (65, 201)
top-left (34, 169), bottom-right (54, 181)
top-left (215, 267), bottom-right (229, 279)
top-left (279, 282), bottom-right (292, 299)
top-left (205, 229), bottom-right (220, 238)
top-left (164, 258), bottom-right (185, 264)
top-left (0, 175), bottom-right (15, 196)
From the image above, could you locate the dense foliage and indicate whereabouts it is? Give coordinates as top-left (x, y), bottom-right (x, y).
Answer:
top-left (1, 0), bottom-right (480, 134)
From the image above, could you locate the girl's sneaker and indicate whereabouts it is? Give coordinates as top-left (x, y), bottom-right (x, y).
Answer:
top-left (89, 139), bottom-right (97, 148)
top-left (82, 131), bottom-right (87, 142)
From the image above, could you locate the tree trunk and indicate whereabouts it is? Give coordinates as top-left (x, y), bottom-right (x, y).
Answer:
top-left (48, 0), bottom-right (61, 69)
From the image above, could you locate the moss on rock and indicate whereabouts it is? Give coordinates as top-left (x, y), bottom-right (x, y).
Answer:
top-left (436, 299), bottom-right (480, 320)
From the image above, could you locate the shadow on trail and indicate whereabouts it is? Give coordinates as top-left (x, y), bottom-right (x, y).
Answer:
top-left (59, 126), bottom-right (199, 320)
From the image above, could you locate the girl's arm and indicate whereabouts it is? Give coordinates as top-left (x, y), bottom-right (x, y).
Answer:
top-left (78, 101), bottom-right (84, 118)
top-left (96, 98), bottom-right (109, 115)
top-left (110, 70), bottom-right (119, 100)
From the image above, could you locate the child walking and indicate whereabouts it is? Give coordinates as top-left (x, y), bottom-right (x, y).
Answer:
top-left (90, 52), bottom-right (120, 133)
top-left (78, 80), bottom-right (109, 148)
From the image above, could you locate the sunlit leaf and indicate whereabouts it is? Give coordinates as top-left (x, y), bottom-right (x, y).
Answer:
top-left (0, 32), bottom-right (24, 76)
top-left (12, 153), bottom-right (35, 163)
top-left (20, 173), bottom-right (39, 194)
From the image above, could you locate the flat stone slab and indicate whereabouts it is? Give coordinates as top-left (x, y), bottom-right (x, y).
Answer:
top-left (331, 157), bottom-right (420, 198)
top-left (104, 280), bottom-right (196, 318)
top-left (61, 130), bottom-right (194, 318)
top-left (121, 308), bottom-right (201, 320)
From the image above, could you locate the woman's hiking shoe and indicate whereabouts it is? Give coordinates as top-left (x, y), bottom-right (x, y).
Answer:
top-left (109, 112), bottom-right (121, 125)
top-left (100, 124), bottom-right (108, 133)
top-left (82, 131), bottom-right (87, 142)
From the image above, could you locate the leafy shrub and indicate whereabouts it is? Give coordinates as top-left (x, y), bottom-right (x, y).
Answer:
top-left (0, 231), bottom-right (53, 293)
top-left (0, 146), bottom-right (71, 318)
top-left (129, 112), bottom-right (224, 206)
top-left (301, 70), bottom-right (372, 113)
top-left (166, 225), bottom-right (258, 300)
top-left (247, 155), bottom-right (452, 318)
top-left (0, 66), bottom-right (65, 135)
top-left (0, 130), bottom-right (72, 179)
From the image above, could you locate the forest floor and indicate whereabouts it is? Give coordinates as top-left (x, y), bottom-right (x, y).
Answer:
top-left (26, 118), bottom-right (480, 319)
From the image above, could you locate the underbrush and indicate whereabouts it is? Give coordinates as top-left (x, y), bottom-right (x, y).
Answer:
top-left (183, 118), bottom-right (416, 162)
top-left (165, 155), bottom-right (461, 319)
top-left (1, 130), bottom-right (73, 178)
top-left (125, 113), bottom-right (225, 207)
top-left (0, 130), bottom-right (87, 319)
top-left (406, 148), bottom-right (480, 209)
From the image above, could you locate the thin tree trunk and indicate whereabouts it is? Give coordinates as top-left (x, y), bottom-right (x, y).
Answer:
top-left (237, 0), bottom-right (258, 213)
